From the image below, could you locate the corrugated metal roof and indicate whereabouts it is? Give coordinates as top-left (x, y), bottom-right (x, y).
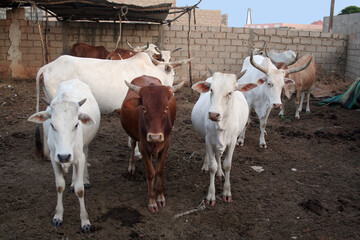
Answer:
top-left (0, 0), bottom-right (172, 23)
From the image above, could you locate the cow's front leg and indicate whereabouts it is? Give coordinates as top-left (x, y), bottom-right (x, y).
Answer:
top-left (259, 107), bottom-right (271, 148)
top-left (205, 140), bottom-right (217, 206)
top-left (142, 150), bottom-right (157, 212)
top-left (155, 143), bottom-right (169, 208)
top-left (222, 140), bottom-right (236, 202)
top-left (128, 138), bottom-right (136, 174)
top-left (51, 160), bottom-right (65, 228)
top-left (73, 154), bottom-right (92, 233)
top-left (305, 91), bottom-right (311, 113)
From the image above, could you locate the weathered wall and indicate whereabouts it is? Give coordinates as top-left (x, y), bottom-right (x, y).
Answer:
top-left (0, 8), bottom-right (348, 82)
top-left (324, 13), bottom-right (360, 80)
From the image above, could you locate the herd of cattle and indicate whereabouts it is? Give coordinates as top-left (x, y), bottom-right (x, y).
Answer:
top-left (27, 40), bottom-right (316, 233)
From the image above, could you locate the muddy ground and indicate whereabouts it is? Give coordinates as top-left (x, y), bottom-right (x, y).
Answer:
top-left (0, 77), bottom-right (359, 240)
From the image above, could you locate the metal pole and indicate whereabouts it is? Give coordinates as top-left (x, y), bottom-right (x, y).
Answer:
top-left (329, 0), bottom-right (335, 32)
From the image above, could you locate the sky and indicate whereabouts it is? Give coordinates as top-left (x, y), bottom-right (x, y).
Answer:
top-left (175, 0), bottom-right (360, 27)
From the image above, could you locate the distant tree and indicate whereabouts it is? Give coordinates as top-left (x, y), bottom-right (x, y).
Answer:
top-left (338, 5), bottom-right (360, 15)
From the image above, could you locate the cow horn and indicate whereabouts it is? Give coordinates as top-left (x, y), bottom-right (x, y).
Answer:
top-left (126, 39), bottom-right (135, 50)
top-left (124, 80), bottom-right (141, 94)
top-left (169, 57), bottom-right (194, 68)
top-left (264, 45), bottom-right (277, 64)
top-left (170, 81), bottom-right (185, 93)
top-left (155, 46), bottom-right (161, 54)
top-left (171, 47), bottom-right (182, 53)
top-left (235, 70), bottom-right (247, 80)
top-left (286, 52), bottom-right (298, 66)
top-left (285, 56), bottom-right (312, 75)
top-left (141, 42), bottom-right (150, 51)
top-left (249, 41), bottom-right (256, 50)
top-left (208, 65), bottom-right (215, 76)
top-left (41, 97), bottom-right (51, 106)
top-left (250, 51), bottom-right (268, 74)
top-left (78, 98), bottom-right (87, 107)
top-left (150, 55), bottom-right (161, 66)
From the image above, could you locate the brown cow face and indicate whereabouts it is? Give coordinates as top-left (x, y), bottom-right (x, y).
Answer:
top-left (139, 85), bottom-right (173, 143)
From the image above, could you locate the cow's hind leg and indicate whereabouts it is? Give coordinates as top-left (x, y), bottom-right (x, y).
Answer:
top-left (259, 107), bottom-right (271, 148)
top-left (295, 89), bottom-right (303, 119)
top-left (201, 150), bottom-right (209, 172)
top-left (73, 153), bottom-right (93, 233)
top-left (142, 150), bottom-right (157, 212)
top-left (305, 91), bottom-right (311, 113)
top-left (237, 115), bottom-right (250, 146)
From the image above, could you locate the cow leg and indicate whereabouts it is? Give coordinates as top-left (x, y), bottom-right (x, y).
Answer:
top-left (216, 156), bottom-right (225, 181)
top-left (201, 151), bottom-right (210, 172)
top-left (295, 89), bottom-right (302, 119)
top-left (142, 149), bottom-right (157, 212)
top-left (73, 153), bottom-right (92, 233)
top-left (305, 91), bottom-right (311, 113)
top-left (51, 160), bottom-right (65, 228)
top-left (205, 139), bottom-right (217, 206)
top-left (278, 92), bottom-right (286, 116)
top-left (259, 107), bottom-right (271, 148)
top-left (222, 140), bottom-right (236, 202)
top-left (128, 138), bottom-right (136, 174)
top-left (237, 114), bottom-right (250, 146)
top-left (155, 143), bottom-right (169, 208)
top-left (83, 146), bottom-right (90, 189)
top-left (128, 137), bottom-right (142, 159)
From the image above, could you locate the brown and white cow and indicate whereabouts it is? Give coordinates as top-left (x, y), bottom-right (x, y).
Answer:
top-left (70, 42), bottom-right (110, 59)
top-left (276, 54), bottom-right (317, 119)
top-left (106, 48), bottom-right (138, 60)
top-left (120, 75), bottom-right (184, 212)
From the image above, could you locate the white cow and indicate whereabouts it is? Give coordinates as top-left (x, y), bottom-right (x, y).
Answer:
top-left (28, 79), bottom-right (100, 233)
top-left (36, 52), bottom-right (191, 114)
top-left (191, 67), bottom-right (258, 205)
top-left (237, 52), bottom-right (312, 148)
top-left (126, 40), bottom-right (181, 63)
top-left (250, 41), bottom-right (297, 65)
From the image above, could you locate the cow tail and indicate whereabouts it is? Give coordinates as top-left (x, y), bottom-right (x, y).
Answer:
top-left (35, 66), bottom-right (44, 113)
top-left (34, 124), bottom-right (44, 160)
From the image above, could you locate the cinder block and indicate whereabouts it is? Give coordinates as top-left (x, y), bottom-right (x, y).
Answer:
top-left (227, 32), bottom-right (238, 39)
top-left (299, 31), bottom-right (310, 37)
top-left (270, 36), bottom-right (281, 43)
top-left (300, 38), bottom-right (311, 44)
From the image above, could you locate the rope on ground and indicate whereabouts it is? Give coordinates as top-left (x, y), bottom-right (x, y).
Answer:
top-left (172, 198), bottom-right (206, 219)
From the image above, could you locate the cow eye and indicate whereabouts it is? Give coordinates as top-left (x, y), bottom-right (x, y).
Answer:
top-left (267, 82), bottom-right (272, 87)
top-left (226, 92), bottom-right (232, 97)
top-left (164, 106), bottom-right (169, 112)
top-left (75, 123), bottom-right (79, 129)
top-left (142, 106), bottom-right (146, 113)
top-left (50, 123), bottom-right (56, 131)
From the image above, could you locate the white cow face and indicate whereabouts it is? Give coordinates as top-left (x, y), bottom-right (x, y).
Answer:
top-left (28, 99), bottom-right (94, 171)
top-left (258, 69), bottom-right (295, 109)
top-left (193, 72), bottom-right (257, 122)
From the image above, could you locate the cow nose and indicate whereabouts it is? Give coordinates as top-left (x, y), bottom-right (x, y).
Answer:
top-left (58, 154), bottom-right (71, 163)
top-left (209, 112), bottom-right (220, 121)
top-left (273, 103), bottom-right (282, 109)
top-left (147, 133), bottom-right (164, 143)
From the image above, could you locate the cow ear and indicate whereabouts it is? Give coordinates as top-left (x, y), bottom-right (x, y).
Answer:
top-left (78, 113), bottom-right (95, 125)
top-left (192, 81), bottom-right (211, 93)
top-left (284, 78), bottom-right (295, 86)
top-left (235, 82), bottom-right (258, 92)
top-left (28, 111), bottom-right (51, 123)
top-left (257, 77), bottom-right (266, 85)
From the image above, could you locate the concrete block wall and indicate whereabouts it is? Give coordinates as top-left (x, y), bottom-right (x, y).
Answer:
top-left (0, 9), bottom-right (349, 83)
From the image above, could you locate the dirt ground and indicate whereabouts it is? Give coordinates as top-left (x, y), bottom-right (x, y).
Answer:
top-left (0, 76), bottom-right (359, 240)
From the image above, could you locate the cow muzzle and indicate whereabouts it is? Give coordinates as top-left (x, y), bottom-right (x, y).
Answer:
top-left (147, 133), bottom-right (164, 143)
top-left (272, 103), bottom-right (282, 109)
top-left (58, 154), bottom-right (71, 163)
top-left (208, 112), bottom-right (220, 122)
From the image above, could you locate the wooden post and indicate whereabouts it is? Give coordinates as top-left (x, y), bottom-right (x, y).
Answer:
top-left (187, 10), bottom-right (193, 87)
top-left (329, 0), bottom-right (335, 32)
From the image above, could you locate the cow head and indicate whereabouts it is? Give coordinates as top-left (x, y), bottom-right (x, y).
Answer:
top-left (250, 52), bottom-right (311, 109)
top-left (249, 41), bottom-right (267, 56)
top-left (192, 67), bottom-right (257, 124)
top-left (125, 80), bottom-right (184, 144)
top-left (28, 99), bottom-right (95, 172)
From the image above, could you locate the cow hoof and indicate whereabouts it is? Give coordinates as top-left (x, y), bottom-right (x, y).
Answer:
top-left (84, 184), bottom-right (91, 190)
top-left (128, 169), bottom-right (135, 175)
top-left (260, 144), bottom-right (267, 149)
top-left (69, 186), bottom-right (74, 193)
top-left (222, 195), bottom-right (232, 202)
top-left (156, 200), bottom-right (166, 208)
top-left (81, 224), bottom-right (94, 234)
top-left (148, 205), bottom-right (159, 213)
top-left (51, 218), bottom-right (62, 227)
top-left (217, 175), bottom-right (224, 182)
top-left (205, 199), bottom-right (216, 206)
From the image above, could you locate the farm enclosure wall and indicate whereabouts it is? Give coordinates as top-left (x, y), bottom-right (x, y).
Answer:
top-left (0, 8), bottom-right (350, 82)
